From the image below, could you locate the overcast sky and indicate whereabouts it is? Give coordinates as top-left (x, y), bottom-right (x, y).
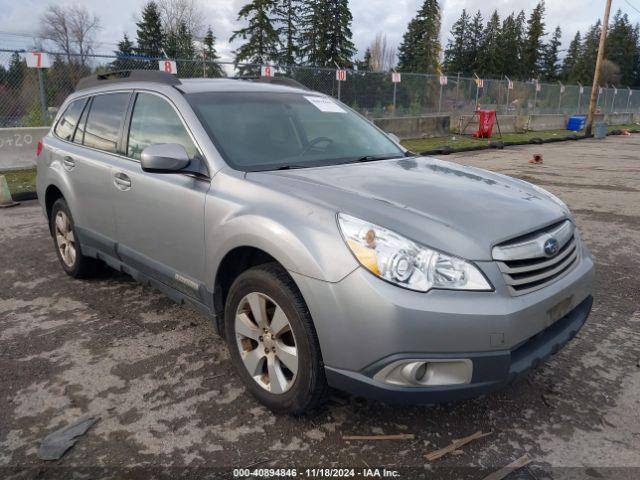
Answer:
top-left (1, 0), bottom-right (639, 63)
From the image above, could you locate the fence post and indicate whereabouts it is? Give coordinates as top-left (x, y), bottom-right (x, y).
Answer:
top-left (558, 81), bottom-right (563, 113)
top-left (626, 88), bottom-right (632, 113)
top-left (504, 76), bottom-right (510, 115)
top-left (392, 81), bottom-right (397, 118)
top-left (611, 87), bottom-right (617, 113)
top-left (473, 74), bottom-right (481, 110)
top-left (455, 72), bottom-right (460, 105)
top-left (37, 68), bottom-right (47, 125)
top-left (578, 83), bottom-right (583, 114)
top-left (533, 81), bottom-right (538, 115)
top-left (438, 82), bottom-right (443, 113)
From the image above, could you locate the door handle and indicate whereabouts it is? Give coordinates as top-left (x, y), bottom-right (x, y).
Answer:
top-left (63, 156), bottom-right (75, 170)
top-left (113, 172), bottom-right (131, 191)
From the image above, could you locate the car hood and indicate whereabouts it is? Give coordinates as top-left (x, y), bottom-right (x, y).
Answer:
top-left (247, 156), bottom-right (569, 261)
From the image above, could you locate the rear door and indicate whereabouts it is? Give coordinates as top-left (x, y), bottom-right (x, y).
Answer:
top-left (109, 91), bottom-right (209, 298)
top-left (50, 92), bottom-right (131, 256)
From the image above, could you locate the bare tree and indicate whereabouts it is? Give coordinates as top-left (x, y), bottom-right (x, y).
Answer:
top-left (40, 4), bottom-right (101, 66)
top-left (368, 33), bottom-right (396, 72)
top-left (40, 6), bottom-right (73, 62)
top-left (69, 5), bottom-right (101, 65)
top-left (157, 0), bottom-right (204, 38)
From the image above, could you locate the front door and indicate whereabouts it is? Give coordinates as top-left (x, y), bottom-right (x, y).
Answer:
top-left (110, 92), bottom-right (209, 299)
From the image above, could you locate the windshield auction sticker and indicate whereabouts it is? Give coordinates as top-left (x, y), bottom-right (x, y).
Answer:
top-left (304, 96), bottom-right (346, 113)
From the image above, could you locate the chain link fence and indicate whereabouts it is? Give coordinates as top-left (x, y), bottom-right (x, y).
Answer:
top-left (2, 48), bottom-right (640, 129)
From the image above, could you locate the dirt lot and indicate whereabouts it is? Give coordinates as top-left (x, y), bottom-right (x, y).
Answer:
top-left (1, 135), bottom-right (639, 479)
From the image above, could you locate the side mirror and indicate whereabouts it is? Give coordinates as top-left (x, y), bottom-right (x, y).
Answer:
top-left (140, 143), bottom-right (190, 173)
top-left (387, 133), bottom-right (401, 144)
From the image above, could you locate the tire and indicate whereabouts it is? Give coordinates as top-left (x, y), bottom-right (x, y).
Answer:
top-left (50, 198), bottom-right (99, 278)
top-left (224, 263), bottom-right (328, 414)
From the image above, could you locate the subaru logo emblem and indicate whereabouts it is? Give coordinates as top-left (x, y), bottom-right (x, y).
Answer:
top-left (543, 238), bottom-right (559, 257)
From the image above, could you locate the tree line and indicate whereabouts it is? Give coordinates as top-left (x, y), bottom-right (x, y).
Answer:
top-left (443, 2), bottom-right (640, 87)
top-left (32, 0), bottom-right (640, 88)
top-left (113, 1), bottom-right (224, 77)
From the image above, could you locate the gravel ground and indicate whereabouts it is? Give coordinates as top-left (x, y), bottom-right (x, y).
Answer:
top-left (1, 135), bottom-right (639, 479)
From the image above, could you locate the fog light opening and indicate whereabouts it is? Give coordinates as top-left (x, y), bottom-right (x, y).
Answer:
top-left (375, 359), bottom-right (473, 387)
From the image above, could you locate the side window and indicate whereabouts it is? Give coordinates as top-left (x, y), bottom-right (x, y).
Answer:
top-left (83, 93), bottom-right (130, 153)
top-left (54, 99), bottom-right (86, 141)
top-left (127, 93), bottom-right (198, 160)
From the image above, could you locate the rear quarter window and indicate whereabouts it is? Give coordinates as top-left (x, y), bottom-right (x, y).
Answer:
top-left (54, 99), bottom-right (86, 141)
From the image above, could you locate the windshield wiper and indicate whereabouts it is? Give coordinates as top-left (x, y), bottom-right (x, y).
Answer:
top-left (355, 154), bottom-right (405, 163)
top-left (276, 164), bottom-right (308, 170)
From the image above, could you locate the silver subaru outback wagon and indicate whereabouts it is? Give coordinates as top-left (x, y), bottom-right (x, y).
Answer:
top-left (37, 71), bottom-right (594, 414)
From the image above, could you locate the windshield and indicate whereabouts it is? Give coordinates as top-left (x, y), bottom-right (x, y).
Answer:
top-left (186, 92), bottom-right (404, 171)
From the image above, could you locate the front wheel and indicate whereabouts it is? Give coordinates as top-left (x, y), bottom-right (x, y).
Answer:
top-left (224, 263), bottom-right (327, 414)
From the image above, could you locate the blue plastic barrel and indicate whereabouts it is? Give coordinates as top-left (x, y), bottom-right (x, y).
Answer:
top-left (567, 115), bottom-right (586, 131)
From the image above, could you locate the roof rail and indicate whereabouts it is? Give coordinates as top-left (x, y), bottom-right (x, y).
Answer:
top-left (251, 76), bottom-right (309, 90)
top-left (75, 70), bottom-right (182, 91)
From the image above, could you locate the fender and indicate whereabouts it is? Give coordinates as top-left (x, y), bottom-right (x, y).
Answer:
top-left (205, 213), bottom-right (358, 293)
top-left (39, 156), bottom-right (76, 221)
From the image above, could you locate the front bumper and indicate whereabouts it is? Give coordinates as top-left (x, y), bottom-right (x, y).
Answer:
top-left (324, 295), bottom-right (592, 403)
top-left (290, 247), bottom-right (594, 403)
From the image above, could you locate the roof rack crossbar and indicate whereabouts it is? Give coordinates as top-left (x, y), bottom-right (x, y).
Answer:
top-left (75, 70), bottom-right (182, 91)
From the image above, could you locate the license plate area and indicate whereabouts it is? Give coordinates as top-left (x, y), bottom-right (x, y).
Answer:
top-left (546, 296), bottom-right (574, 327)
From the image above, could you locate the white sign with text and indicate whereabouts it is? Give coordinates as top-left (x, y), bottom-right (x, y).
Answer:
top-left (24, 52), bottom-right (52, 68)
top-left (159, 60), bottom-right (177, 74)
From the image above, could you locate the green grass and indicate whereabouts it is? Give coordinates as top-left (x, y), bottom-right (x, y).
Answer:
top-left (608, 123), bottom-right (639, 132)
top-left (1, 168), bottom-right (36, 195)
top-left (400, 123), bottom-right (640, 153)
top-left (401, 129), bottom-right (579, 152)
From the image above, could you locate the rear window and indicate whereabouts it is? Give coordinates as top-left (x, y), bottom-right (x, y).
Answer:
top-left (54, 99), bottom-right (86, 141)
top-left (82, 93), bottom-right (131, 153)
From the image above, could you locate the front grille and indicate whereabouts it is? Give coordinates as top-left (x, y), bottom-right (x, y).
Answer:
top-left (493, 221), bottom-right (580, 296)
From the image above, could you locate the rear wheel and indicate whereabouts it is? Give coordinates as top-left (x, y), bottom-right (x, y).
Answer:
top-left (50, 198), bottom-right (99, 278)
top-left (224, 263), bottom-right (327, 414)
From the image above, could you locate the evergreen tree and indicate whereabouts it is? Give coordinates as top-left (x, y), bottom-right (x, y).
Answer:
top-left (202, 27), bottom-right (225, 77)
top-left (467, 11), bottom-right (484, 74)
top-left (112, 34), bottom-right (135, 71)
top-left (606, 10), bottom-right (636, 86)
top-left (301, 0), bottom-right (356, 67)
top-left (478, 10), bottom-right (501, 76)
top-left (397, 0), bottom-right (441, 73)
top-left (443, 9), bottom-right (471, 75)
top-left (496, 13), bottom-right (522, 77)
top-left (514, 11), bottom-right (528, 78)
top-left (274, 0), bottom-right (302, 65)
top-left (397, 18), bottom-right (423, 71)
top-left (575, 21), bottom-right (601, 84)
top-left (561, 31), bottom-right (582, 82)
top-left (7, 52), bottom-right (25, 91)
top-left (165, 21), bottom-right (196, 74)
top-left (136, 1), bottom-right (164, 59)
top-left (541, 26), bottom-right (561, 81)
top-left (357, 48), bottom-right (372, 71)
top-left (522, 1), bottom-right (546, 79)
top-left (633, 24), bottom-right (640, 87)
top-left (231, 0), bottom-right (280, 74)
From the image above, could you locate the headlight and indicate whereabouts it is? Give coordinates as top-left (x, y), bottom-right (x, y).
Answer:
top-left (337, 213), bottom-right (492, 292)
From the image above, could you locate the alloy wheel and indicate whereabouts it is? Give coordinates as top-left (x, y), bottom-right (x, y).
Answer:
top-left (55, 211), bottom-right (76, 267)
top-left (234, 292), bottom-right (298, 394)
